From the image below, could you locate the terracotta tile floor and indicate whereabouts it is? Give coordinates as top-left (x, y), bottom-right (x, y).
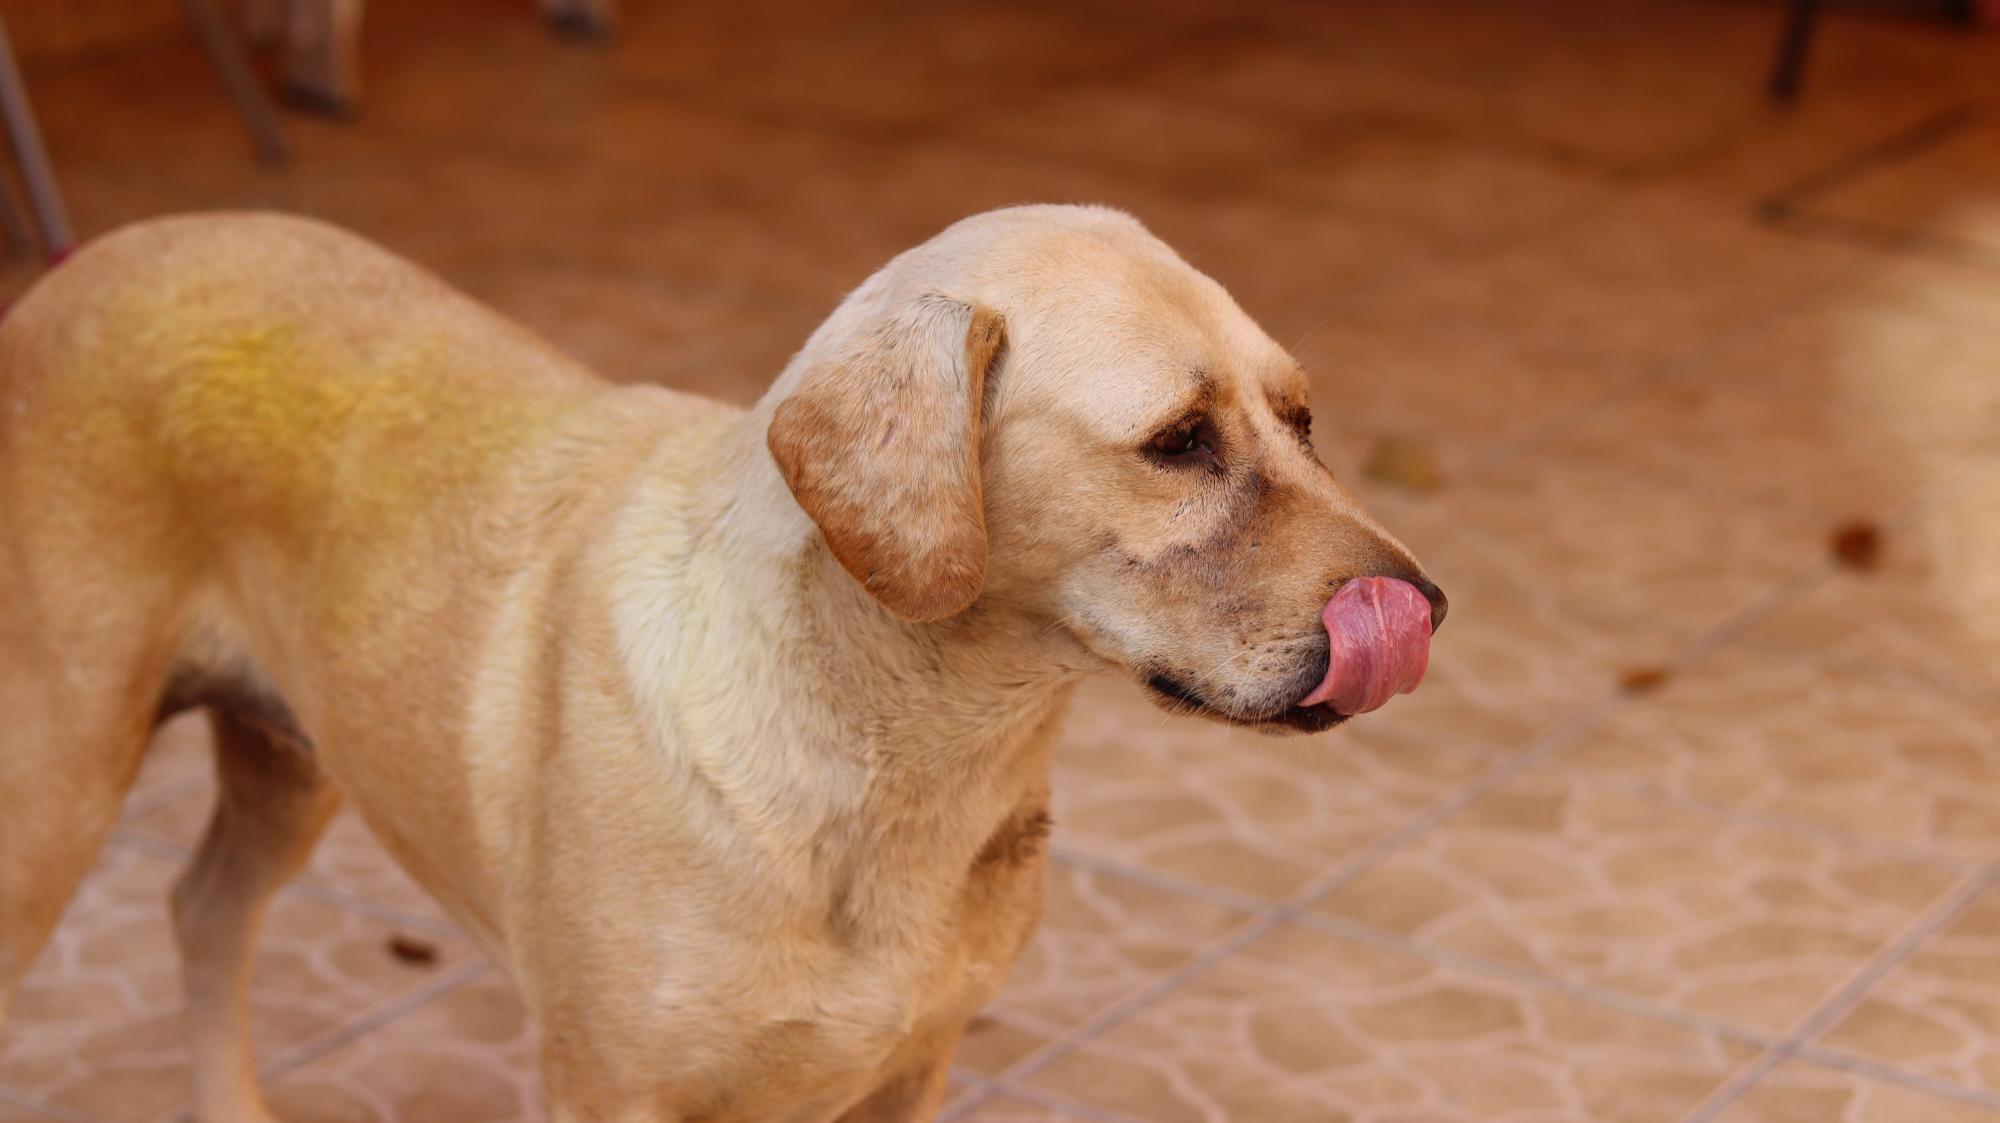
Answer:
top-left (7, 1), bottom-right (2000, 1120)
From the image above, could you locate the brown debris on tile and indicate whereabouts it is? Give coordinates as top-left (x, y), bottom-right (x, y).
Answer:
top-left (1618, 665), bottom-right (1671, 694)
top-left (1361, 434), bottom-right (1444, 493)
top-left (1830, 519), bottom-right (1884, 571)
top-left (386, 933), bottom-right (439, 966)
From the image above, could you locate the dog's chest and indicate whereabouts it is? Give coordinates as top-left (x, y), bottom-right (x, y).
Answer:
top-left (668, 809), bottom-right (1053, 1121)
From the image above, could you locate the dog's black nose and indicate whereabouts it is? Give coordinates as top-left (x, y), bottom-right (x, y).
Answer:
top-left (1410, 575), bottom-right (1448, 633)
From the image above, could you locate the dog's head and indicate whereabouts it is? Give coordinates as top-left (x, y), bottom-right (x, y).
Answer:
top-left (765, 205), bottom-right (1443, 734)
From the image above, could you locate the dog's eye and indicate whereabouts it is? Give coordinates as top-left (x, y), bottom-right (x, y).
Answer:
top-left (1284, 407), bottom-right (1313, 447)
top-left (1146, 416), bottom-right (1219, 466)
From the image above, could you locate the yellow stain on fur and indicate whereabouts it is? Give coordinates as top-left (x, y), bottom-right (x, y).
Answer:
top-left (160, 321), bottom-right (551, 529)
top-left (160, 323), bottom-right (353, 514)
top-left (152, 316), bottom-right (562, 639)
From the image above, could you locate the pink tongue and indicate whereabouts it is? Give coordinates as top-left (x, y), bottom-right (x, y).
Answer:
top-left (1298, 577), bottom-right (1433, 716)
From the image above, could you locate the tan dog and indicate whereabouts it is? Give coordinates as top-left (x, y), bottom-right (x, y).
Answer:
top-left (0, 206), bottom-right (1443, 1122)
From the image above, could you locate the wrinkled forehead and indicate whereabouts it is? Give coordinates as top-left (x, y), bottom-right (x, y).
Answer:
top-left (985, 239), bottom-right (1304, 436)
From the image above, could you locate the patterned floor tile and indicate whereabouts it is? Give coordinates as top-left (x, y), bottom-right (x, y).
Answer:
top-left (1712, 1060), bottom-right (2000, 1123)
top-left (1554, 650), bottom-right (2000, 861)
top-left (956, 859), bottom-right (1248, 1075)
top-left (1813, 884), bottom-right (2000, 1097)
top-left (1051, 680), bottom-right (1489, 901)
top-left (0, 845), bottom-right (474, 1122)
top-left (1732, 464), bottom-right (2000, 701)
top-left (263, 970), bottom-right (538, 1123)
top-left (1382, 443), bottom-right (1827, 715)
top-left (1311, 767), bottom-right (1960, 1036)
top-left (939, 1078), bottom-right (987, 1119)
top-left (1024, 922), bottom-right (1760, 1123)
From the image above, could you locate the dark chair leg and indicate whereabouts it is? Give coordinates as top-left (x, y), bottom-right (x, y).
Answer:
top-left (0, 12), bottom-right (73, 260)
top-left (0, 172), bottom-right (38, 259)
top-left (1770, 0), bottom-right (1823, 103)
top-left (182, 0), bottom-right (292, 166)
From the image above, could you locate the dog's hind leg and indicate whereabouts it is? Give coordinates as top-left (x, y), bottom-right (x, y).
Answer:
top-left (0, 622), bottom-right (164, 1021)
top-left (170, 703), bottom-right (338, 1123)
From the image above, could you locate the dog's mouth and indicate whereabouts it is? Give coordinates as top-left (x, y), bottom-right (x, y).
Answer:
top-left (1144, 674), bottom-right (1348, 734)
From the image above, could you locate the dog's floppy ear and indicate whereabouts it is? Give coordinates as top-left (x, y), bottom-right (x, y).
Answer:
top-left (768, 294), bottom-right (1006, 623)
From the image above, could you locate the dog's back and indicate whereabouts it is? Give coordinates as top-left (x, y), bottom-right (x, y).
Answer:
top-left (3, 213), bottom-right (604, 553)
top-left (0, 213), bottom-right (704, 1007)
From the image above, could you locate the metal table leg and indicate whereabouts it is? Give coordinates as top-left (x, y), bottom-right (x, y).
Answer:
top-left (183, 0), bottom-right (292, 166)
top-left (0, 12), bottom-right (72, 260)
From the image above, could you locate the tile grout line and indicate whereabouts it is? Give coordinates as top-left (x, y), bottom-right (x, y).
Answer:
top-left (934, 1069), bottom-right (997, 1123)
top-left (1775, 852), bottom-right (2000, 1045)
top-left (1679, 862), bottom-right (2000, 1123)
top-left (1790, 1041), bottom-right (2000, 1114)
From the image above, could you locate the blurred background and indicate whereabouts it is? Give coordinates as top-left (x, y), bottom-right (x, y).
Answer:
top-left (6, 1), bottom-right (2000, 1120)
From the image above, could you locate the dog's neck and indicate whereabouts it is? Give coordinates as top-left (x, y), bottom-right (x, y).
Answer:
top-left (606, 415), bottom-right (1087, 904)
